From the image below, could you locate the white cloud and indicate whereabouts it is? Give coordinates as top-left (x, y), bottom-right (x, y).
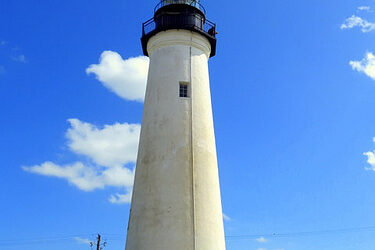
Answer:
top-left (364, 138), bottom-right (375, 171)
top-left (341, 15), bottom-right (375, 32)
top-left (256, 237), bottom-right (268, 243)
top-left (74, 237), bottom-right (92, 245)
top-left (22, 162), bottom-right (135, 192)
top-left (23, 119), bottom-right (140, 203)
top-left (86, 51), bottom-right (149, 102)
top-left (364, 151), bottom-right (375, 171)
top-left (109, 189), bottom-right (133, 204)
top-left (11, 54), bottom-right (27, 63)
top-left (23, 50), bottom-right (146, 204)
top-left (358, 6), bottom-right (371, 12)
top-left (66, 119), bottom-right (140, 168)
top-left (350, 52), bottom-right (375, 80)
top-left (23, 162), bottom-right (102, 191)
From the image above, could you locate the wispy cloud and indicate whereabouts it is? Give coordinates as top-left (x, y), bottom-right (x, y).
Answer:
top-left (109, 191), bottom-right (133, 204)
top-left (23, 119), bottom-right (141, 203)
top-left (11, 54), bottom-right (27, 63)
top-left (358, 6), bottom-right (371, 12)
top-left (349, 52), bottom-right (375, 80)
top-left (23, 161), bottom-right (135, 192)
top-left (256, 237), bottom-right (268, 243)
top-left (223, 213), bottom-right (232, 221)
top-left (0, 66), bottom-right (5, 74)
top-left (0, 40), bottom-right (27, 63)
top-left (74, 237), bottom-right (91, 245)
top-left (86, 51), bottom-right (149, 102)
top-left (341, 15), bottom-right (375, 32)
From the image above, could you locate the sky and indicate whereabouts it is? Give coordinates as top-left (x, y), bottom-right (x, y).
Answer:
top-left (1, 0), bottom-right (375, 249)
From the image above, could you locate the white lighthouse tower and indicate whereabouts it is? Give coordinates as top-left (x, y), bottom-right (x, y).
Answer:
top-left (125, 1), bottom-right (225, 249)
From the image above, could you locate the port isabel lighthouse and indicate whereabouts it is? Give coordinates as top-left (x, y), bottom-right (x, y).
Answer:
top-left (125, 1), bottom-right (226, 249)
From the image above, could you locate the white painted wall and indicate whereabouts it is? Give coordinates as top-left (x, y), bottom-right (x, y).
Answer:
top-left (125, 30), bottom-right (225, 250)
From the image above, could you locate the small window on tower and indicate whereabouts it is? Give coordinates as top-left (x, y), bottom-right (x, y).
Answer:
top-left (179, 82), bottom-right (189, 98)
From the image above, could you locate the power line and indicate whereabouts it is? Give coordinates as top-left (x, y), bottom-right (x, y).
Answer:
top-left (0, 236), bottom-right (77, 244)
top-left (0, 234), bottom-right (103, 247)
top-left (225, 226), bottom-right (375, 240)
top-left (1, 226), bottom-right (375, 246)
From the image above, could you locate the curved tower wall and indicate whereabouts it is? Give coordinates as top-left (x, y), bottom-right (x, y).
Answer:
top-left (125, 30), bottom-right (225, 250)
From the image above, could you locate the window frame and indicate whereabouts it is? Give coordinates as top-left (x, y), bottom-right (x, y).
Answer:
top-left (179, 82), bottom-right (190, 98)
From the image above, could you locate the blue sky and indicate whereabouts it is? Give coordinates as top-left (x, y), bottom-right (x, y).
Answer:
top-left (1, 0), bottom-right (375, 249)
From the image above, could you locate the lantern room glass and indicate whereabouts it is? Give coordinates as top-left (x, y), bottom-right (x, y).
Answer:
top-left (163, 0), bottom-right (200, 7)
top-left (163, 0), bottom-right (199, 4)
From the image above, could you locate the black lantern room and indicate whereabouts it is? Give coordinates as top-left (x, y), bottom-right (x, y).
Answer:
top-left (141, 0), bottom-right (217, 57)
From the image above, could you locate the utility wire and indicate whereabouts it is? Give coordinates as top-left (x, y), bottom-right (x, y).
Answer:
top-left (1, 226), bottom-right (375, 246)
top-left (0, 234), bottom-right (103, 246)
top-left (225, 226), bottom-right (375, 240)
top-left (0, 234), bottom-right (89, 243)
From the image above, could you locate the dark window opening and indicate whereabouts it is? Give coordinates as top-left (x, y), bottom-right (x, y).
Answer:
top-left (179, 83), bottom-right (189, 98)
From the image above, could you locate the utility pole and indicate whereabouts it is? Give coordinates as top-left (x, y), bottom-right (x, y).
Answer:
top-left (89, 234), bottom-right (106, 250)
top-left (96, 234), bottom-right (101, 250)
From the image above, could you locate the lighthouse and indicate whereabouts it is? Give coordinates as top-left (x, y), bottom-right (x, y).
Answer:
top-left (125, 0), bottom-right (225, 249)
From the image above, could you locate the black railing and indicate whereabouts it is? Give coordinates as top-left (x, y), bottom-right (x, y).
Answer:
top-left (154, 0), bottom-right (206, 14)
top-left (141, 0), bottom-right (217, 57)
top-left (142, 14), bottom-right (216, 38)
top-left (143, 18), bottom-right (156, 35)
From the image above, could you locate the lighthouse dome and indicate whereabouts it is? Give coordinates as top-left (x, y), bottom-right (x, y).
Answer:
top-left (141, 0), bottom-right (217, 57)
top-left (156, 0), bottom-right (205, 14)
